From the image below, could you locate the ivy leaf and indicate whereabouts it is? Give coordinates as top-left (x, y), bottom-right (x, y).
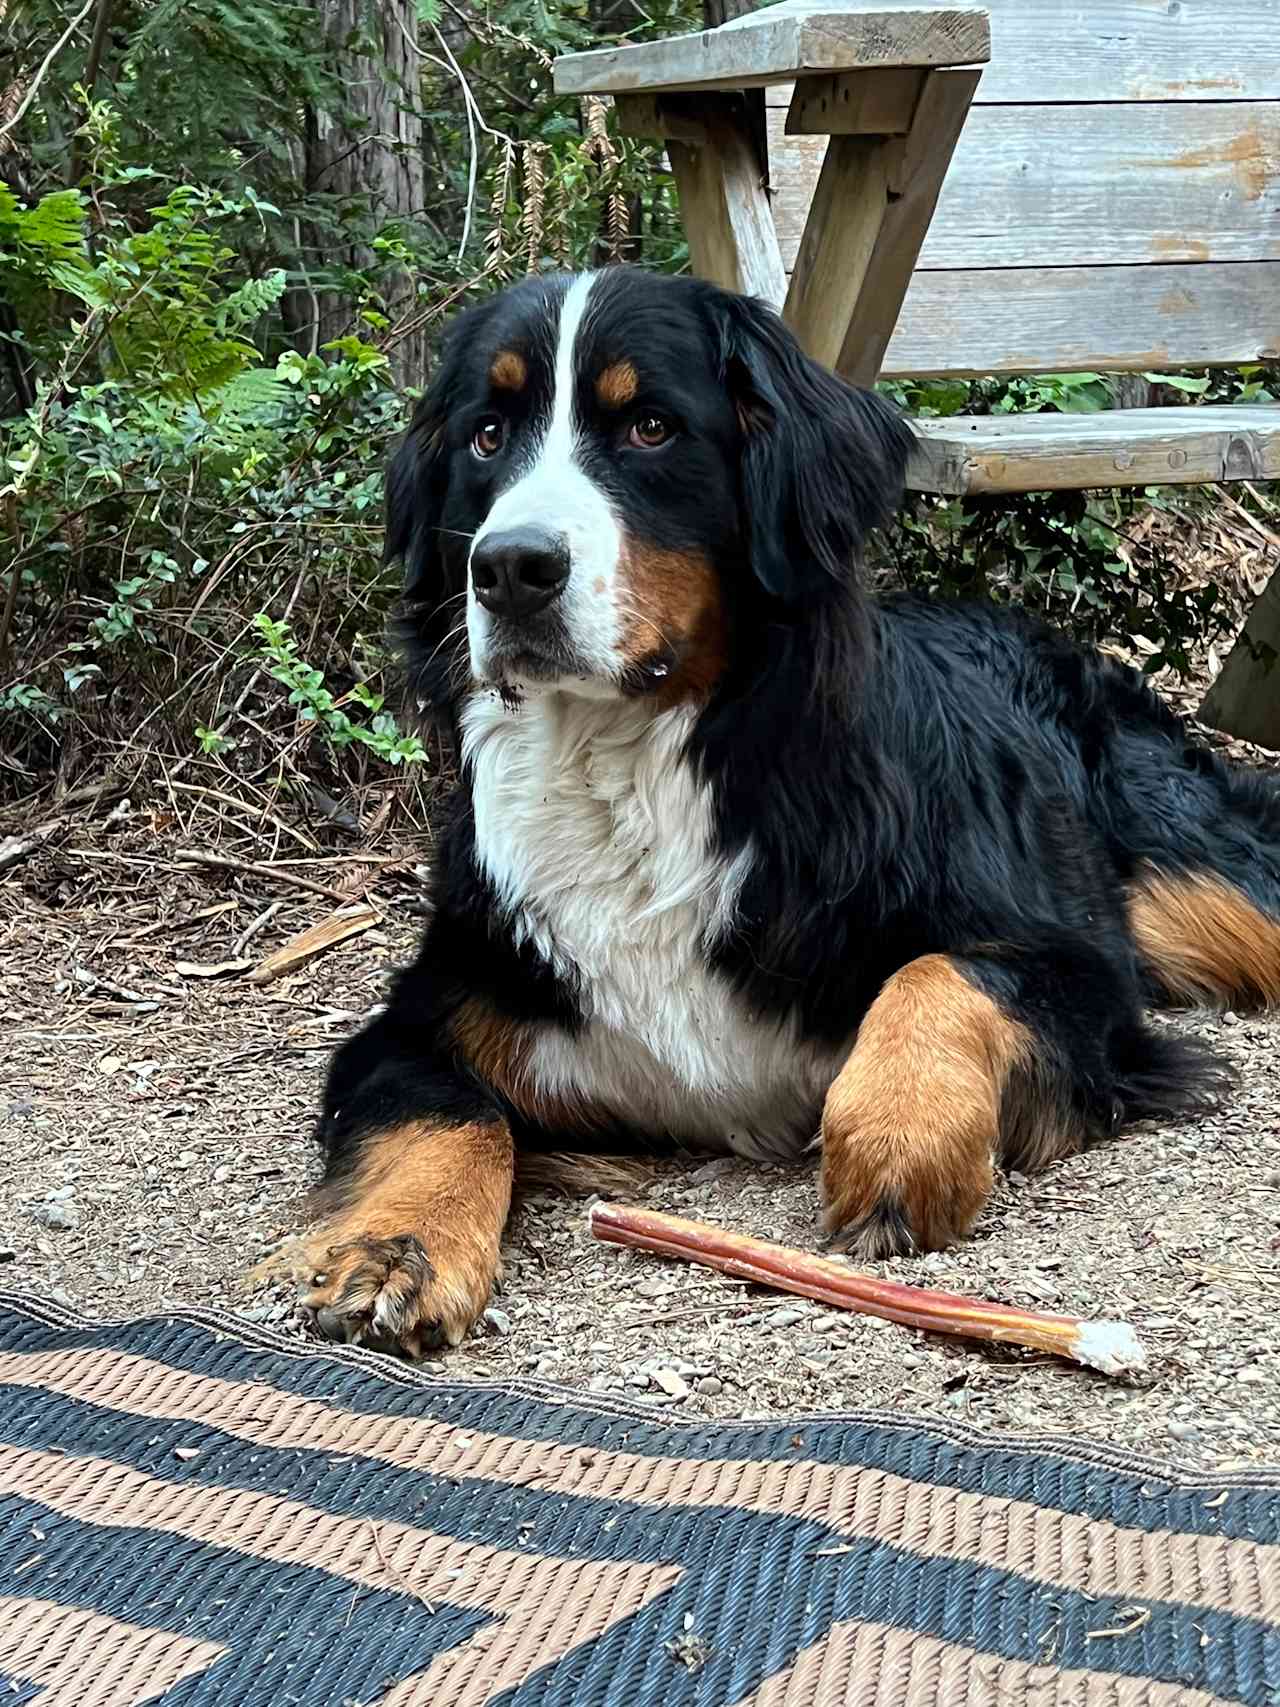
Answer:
top-left (1143, 372), bottom-right (1211, 394)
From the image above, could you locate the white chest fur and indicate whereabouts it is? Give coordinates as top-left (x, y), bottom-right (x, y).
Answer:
top-left (461, 690), bottom-right (841, 1157)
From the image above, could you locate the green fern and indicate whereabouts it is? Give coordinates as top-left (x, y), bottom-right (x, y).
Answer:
top-left (0, 187), bottom-right (87, 259)
top-left (213, 365), bottom-right (291, 420)
top-left (215, 269), bottom-right (288, 336)
top-left (173, 337), bottom-right (255, 397)
top-left (46, 259), bottom-right (109, 309)
top-left (106, 305), bottom-right (254, 398)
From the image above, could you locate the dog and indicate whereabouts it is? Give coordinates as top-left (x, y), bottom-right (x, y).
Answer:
top-left (291, 267), bottom-right (1280, 1356)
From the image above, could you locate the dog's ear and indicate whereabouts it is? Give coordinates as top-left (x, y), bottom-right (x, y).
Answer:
top-left (712, 291), bottom-right (912, 603)
top-left (385, 370), bottom-right (455, 607)
top-left (385, 290), bottom-right (506, 599)
top-left (385, 307), bottom-right (484, 722)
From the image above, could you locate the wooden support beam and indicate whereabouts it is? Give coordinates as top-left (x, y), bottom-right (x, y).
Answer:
top-left (666, 106), bottom-right (787, 305)
top-left (614, 93), bottom-right (710, 143)
top-left (781, 68), bottom-right (978, 384)
top-left (1200, 564), bottom-right (1280, 749)
top-left (846, 67), bottom-right (980, 386)
top-left (785, 67), bottom-right (923, 135)
top-left (783, 135), bottom-right (893, 371)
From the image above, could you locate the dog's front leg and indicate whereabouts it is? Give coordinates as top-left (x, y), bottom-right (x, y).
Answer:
top-left (819, 952), bottom-right (1032, 1260)
top-left (294, 1112), bottom-right (513, 1357)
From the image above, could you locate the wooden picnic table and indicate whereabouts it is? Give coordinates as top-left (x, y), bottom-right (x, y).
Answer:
top-left (554, 3), bottom-right (991, 387)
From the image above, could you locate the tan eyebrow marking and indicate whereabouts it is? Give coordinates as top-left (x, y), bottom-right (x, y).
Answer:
top-left (489, 350), bottom-right (527, 391)
top-left (596, 359), bottom-right (639, 409)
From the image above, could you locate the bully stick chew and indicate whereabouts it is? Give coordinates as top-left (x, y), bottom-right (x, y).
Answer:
top-left (589, 1203), bottom-right (1147, 1377)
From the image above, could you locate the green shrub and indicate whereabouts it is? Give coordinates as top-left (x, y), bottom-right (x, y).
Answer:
top-left (1, 168), bottom-right (415, 783)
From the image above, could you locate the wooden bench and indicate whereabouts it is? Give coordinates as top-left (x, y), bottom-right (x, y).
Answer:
top-left (554, 0), bottom-right (1280, 743)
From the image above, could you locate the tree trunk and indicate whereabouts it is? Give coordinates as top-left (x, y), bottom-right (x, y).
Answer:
top-left (68, 0), bottom-right (116, 185)
top-left (289, 0), bottom-right (428, 389)
top-left (702, 0), bottom-right (762, 24)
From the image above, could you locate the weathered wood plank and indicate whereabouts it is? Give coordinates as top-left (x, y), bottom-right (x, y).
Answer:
top-left (784, 66), bottom-right (923, 134)
top-left (552, 6), bottom-right (989, 98)
top-left (615, 93), bottom-right (711, 143)
top-left (667, 109), bottom-right (787, 305)
top-left (762, 0), bottom-right (1280, 105)
top-left (832, 67), bottom-right (978, 384)
top-left (1199, 564), bottom-right (1280, 748)
top-left (907, 406), bottom-right (1280, 493)
top-left (770, 101), bottom-right (1280, 272)
top-left (783, 136), bottom-right (892, 371)
top-left (880, 263), bottom-right (1280, 377)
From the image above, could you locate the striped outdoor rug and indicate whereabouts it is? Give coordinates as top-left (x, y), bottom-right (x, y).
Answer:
top-left (0, 1294), bottom-right (1277, 1706)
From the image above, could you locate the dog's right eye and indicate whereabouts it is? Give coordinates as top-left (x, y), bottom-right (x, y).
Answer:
top-left (628, 412), bottom-right (673, 450)
top-left (472, 416), bottom-right (506, 458)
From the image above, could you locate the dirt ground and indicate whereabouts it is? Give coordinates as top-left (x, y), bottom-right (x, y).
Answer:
top-left (2, 763), bottom-right (1279, 1476)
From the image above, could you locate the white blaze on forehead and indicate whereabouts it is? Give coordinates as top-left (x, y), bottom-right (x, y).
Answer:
top-left (539, 270), bottom-right (597, 482)
top-left (468, 272), bottom-right (624, 683)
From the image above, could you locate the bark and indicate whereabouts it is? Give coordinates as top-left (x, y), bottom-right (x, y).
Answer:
top-left (290, 0), bottom-right (428, 388)
top-left (702, 0), bottom-right (761, 23)
top-left (68, 0), bottom-right (115, 185)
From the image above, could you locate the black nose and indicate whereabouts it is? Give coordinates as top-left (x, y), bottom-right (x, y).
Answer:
top-left (470, 526), bottom-right (570, 618)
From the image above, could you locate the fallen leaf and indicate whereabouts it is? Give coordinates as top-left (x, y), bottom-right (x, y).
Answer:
top-left (666, 1631), bottom-right (711, 1673)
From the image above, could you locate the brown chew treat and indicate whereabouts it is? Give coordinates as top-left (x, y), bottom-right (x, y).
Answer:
top-left (588, 1203), bottom-right (1147, 1378)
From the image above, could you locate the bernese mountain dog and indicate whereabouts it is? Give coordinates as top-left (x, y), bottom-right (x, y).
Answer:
top-left (290, 267), bottom-right (1280, 1357)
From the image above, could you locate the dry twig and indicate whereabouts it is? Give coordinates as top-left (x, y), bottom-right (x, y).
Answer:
top-left (167, 780), bottom-right (318, 852)
top-left (370, 1522), bottom-right (436, 1614)
top-left (174, 848), bottom-right (347, 902)
top-left (0, 0), bottom-right (96, 142)
top-left (233, 900), bottom-right (283, 958)
top-left (249, 903), bottom-right (378, 985)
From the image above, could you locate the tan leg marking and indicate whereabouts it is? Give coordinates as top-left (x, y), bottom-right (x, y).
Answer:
top-left (296, 1119), bottom-right (513, 1355)
top-left (821, 955), bottom-right (1032, 1258)
top-left (451, 998), bottom-right (595, 1135)
top-left (1128, 866), bottom-right (1280, 1010)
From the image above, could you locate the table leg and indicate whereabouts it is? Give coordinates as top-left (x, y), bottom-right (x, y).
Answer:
top-left (783, 67), bottom-right (979, 386)
top-left (1200, 565), bottom-right (1280, 748)
top-left (666, 105), bottom-right (787, 306)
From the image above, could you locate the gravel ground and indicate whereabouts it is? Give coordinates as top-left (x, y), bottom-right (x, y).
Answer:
top-left (3, 811), bottom-right (1279, 1475)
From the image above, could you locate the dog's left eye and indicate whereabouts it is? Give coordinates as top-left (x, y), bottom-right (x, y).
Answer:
top-left (627, 413), bottom-right (672, 450)
top-left (472, 416), bottom-right (506, 458)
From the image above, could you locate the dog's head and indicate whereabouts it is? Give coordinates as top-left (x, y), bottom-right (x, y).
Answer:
top-left (389, 269), bottom-right (911, 715)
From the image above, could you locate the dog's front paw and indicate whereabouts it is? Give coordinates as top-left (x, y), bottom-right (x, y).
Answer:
top-left (820, 1104), bottom-right (994, 1260)
top-left (298, 1229), bottom-right (497, 1356)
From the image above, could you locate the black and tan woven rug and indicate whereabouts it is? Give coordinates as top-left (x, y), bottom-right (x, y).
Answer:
top-left (1, 1294), bottom-right (1278, 1706)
